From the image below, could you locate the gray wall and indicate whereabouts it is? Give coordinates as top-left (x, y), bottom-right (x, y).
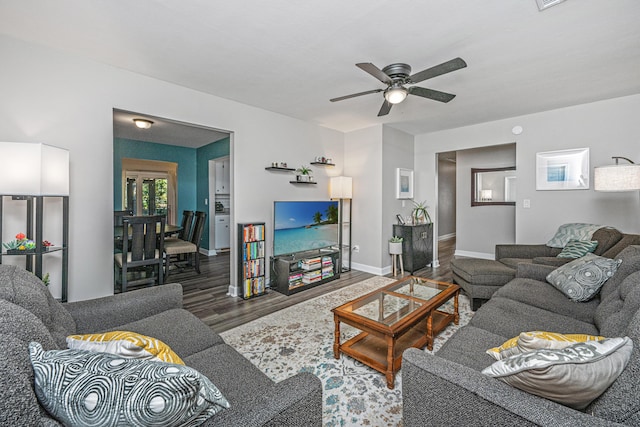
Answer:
top-left (414, 94), bottom-right (640, 261)
top-left (0, 35), bottom-right (344, 301)
top-left (455, 144), bottom-right (516, 256)
top-left (437, 154), bottom-right (456, 238)
top-left (345, 125), bottom-right (383, 274)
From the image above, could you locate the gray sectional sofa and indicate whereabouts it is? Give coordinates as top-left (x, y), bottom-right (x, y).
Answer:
top-left (403, 245), bottom-right (640, 426)
top-left (452, 226), bottom-right (640, 310)
top-left (0, 265), bottom-right (322, 426)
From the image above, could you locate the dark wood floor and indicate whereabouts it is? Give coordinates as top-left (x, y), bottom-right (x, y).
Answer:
top-left (177, 238), bottom-right (456, 333)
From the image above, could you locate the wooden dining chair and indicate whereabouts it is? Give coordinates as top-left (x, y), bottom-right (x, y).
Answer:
top-left (164, 211), bottom-right (206, 281)
top-left (114, 209), bottom-right (134, 252)
top-left (114, 215), bottom-right (165, 293)
top-left (165, 210), bottom-right (194, 243)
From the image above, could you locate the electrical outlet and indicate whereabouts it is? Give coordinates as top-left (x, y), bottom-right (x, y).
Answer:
top-left (353, 245), bottom-right (360, 253)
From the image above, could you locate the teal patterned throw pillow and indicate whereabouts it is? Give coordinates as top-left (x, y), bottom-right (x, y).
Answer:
top-left (29, 342), bottom-right (230, 427)
top-left (557, 239), bottom-right (598, 259)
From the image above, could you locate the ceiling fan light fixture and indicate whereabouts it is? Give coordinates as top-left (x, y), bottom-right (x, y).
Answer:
top-left (384, 86), bottom-right (408, 104)
top-left (133, 118), bottom-right (154, 129)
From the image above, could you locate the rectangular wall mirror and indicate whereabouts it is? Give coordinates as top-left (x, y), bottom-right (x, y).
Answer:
top-left (471, 166), bottom-right (516, 206)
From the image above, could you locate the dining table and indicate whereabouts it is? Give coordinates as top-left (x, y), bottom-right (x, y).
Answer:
top-left (114, 223), bottom-right (183, 239)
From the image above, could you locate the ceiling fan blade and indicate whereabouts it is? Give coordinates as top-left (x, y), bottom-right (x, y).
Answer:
top-left (409, 57), bottom-right (467, 84)
top-left (356, 63), bottom-right (392, 84)
top-left (377, 100), bottom-right (393, 116)
top-left (409, 86), bottom-right (456, 103)
top-left (330, 88), bottom-right (383, 102)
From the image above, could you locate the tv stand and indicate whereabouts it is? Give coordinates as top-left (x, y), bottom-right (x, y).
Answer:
top-left (272, 248), bottom-right (340, 295)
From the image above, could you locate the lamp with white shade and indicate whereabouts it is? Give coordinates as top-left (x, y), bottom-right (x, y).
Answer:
top-left (594, 156), bottom-right (640, 192)
top-left (0, 142), bottom-right (69, 301)
top-left (330, 176), bottom-right (353, 272)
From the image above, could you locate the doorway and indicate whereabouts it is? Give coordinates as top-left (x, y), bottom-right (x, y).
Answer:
top-left (113, 109), bottom-right (233, 290)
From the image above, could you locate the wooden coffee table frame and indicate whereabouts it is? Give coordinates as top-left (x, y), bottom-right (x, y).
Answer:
top-left (332, 277), bottom-right (459, 389)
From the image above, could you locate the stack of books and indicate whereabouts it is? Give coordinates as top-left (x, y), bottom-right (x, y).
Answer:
top-left (301, 256), bottom-right (321, 271)
top-left (288, 272), bottom-right (303, 289)
top-left (302, 270), bottom-right (322, 284)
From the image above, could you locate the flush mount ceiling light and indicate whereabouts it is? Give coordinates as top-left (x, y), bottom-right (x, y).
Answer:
top-left (384, 84), bottom-right (408, 105)
top-left (133, 118), bottom-right (154, 129)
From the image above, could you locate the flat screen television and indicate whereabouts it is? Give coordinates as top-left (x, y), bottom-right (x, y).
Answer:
top-left (273, 200), bottom-right (339, 256)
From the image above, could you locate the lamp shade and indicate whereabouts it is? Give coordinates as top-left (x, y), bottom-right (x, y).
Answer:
top-left (0, 142), bottom-right (69, 196)
top-left (594, 164), bottom-right (640, 192)
top-left (330, 176), bottom-right (353, 199)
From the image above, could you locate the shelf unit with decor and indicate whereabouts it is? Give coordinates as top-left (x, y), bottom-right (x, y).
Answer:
top-left (265, 166), bottom-right (295, 172)
top-left (238, 223), bottom-right (266, 299)
top-left (272, 248), bottom-right (340, 295)
top-left (310, 162), bottom-right (335, 167)
top-left (289, 180), bottom-right (317, 185)
top-left (0, 195), bottom-right (69, 302)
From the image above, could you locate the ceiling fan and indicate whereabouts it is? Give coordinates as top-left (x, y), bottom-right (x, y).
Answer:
top-left (330, 57), bottom-right (467, 117)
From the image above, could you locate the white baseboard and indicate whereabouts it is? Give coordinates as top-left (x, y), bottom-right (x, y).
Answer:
top-left (227, 285), bottom-right (238, 297)
top-left (438, 233), bottom-right (456, 241)
top-left (351, 262), bottom-right (386, 276)
top-left (454, 250), bottom-right (494, 260)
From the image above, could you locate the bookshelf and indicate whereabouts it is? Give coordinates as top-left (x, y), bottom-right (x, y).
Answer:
top-left (0, 195), bottom-right (69, 302)
top-left (272, 248), bottom-right (340, 295)
top-left (238, 223), bottom-right (266, 299)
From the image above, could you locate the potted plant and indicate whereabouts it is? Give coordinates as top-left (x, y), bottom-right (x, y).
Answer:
top-left (295, 165), bottom-right (313, 182)
top-left (411, 200), bottom-right (432, 224)
top-left (389, 236), bottom-right (403, 254)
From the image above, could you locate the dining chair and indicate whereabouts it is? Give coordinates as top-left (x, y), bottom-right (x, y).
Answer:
top-left (114, 209), bottom-right (134, 252)
top-left (165, 210), bottom-right (194, 243)
top-left (164, 211), bottom-right (206, 281)
top-left (114, 215), bottom-right (165, 293)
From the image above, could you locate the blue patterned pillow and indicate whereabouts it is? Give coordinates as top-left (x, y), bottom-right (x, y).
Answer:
top-left (29, 342), bottom-right (230, 427)
top-left (546, 253), bottom-right (622, 302)
top-left (557, 239), bottom-right (598, 259)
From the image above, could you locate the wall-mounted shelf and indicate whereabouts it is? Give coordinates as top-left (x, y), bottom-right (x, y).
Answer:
top-left (310, 162), bottom-right (335, 167)
top-left (289, 181), bottom-right (317, 185)
top-left (265, 166), bottom-right (295, 171)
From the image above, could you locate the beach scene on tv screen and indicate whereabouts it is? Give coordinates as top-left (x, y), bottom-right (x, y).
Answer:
top-left (274, 201), bottom-right (339, 255)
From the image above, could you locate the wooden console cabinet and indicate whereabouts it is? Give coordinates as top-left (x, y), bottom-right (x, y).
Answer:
top-left (272, 249), bottom-right (340, 295)
top-left (392, 223), bottom-right (433, 273)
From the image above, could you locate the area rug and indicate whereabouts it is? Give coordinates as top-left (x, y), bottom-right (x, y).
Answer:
top-left (220, 276), bottom-right (474, 427)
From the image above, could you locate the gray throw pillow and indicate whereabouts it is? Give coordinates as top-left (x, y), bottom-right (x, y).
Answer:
top-left (482, 337), bottom-right (633, 410)
top-left (29, 342), bottom-right (230, 427)
top-left (546, 253), bottom-right (622, 302)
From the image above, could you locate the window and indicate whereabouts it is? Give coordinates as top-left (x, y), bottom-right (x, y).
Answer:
top-left (121, 158), bottom-right (177, 224)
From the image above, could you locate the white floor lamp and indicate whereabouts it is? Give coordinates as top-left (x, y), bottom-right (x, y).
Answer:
top-left (330, 176), bottom-right (352, 272)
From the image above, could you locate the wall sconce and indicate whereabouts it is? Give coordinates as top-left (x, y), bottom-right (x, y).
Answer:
top-left (133, 119), bottom-right (154, 129)
top-left (594, 156), bottom-right (640, 192)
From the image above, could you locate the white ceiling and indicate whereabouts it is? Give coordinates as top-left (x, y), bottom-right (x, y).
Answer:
top-left (113, 110), bottom-right (229, 148)
top-left (2, 0), bottom-right (640, 136)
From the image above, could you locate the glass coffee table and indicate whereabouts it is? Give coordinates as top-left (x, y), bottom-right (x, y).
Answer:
top-left (332, 276), bottom-right (459, 389)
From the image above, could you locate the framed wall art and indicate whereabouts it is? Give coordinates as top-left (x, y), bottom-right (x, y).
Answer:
top-left (536, 148), bottom-right (590, 190)
top-left (396, 168), bottom-right (414, 199)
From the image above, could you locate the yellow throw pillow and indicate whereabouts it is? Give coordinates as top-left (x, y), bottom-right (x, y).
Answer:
top-left (487, 331), bottom-right (604, 360)
top-left (66, 331), bottom-right (184, 365)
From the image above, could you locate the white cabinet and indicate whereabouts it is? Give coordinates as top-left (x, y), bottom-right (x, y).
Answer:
top-left (214, 158), bottom-right (230, 194)
top-left (214, 215), bottom-right (230, 249)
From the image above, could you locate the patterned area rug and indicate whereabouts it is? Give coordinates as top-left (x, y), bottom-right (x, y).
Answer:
top-left (220, 276), bottom-right (473, 427)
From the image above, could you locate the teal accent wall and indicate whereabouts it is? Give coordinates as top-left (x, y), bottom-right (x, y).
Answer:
top-left (197, 137), bottom-right (230, 249)
top-left (113, 137), bottom-right (230, 250)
